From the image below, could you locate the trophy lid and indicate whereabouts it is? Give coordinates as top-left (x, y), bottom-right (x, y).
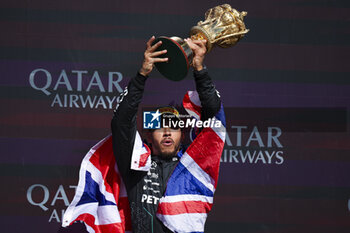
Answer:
top-left (152, 36), bottom-right (191, 81)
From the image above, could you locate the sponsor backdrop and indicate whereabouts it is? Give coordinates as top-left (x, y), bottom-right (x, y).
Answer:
top-left (1, 0), bottom-right (349, 232)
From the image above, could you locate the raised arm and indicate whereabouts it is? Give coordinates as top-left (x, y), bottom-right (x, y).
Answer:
top-left (185, 38), bottom-right (221, 120)
top-left (111, 37), bottom-right (168, 182)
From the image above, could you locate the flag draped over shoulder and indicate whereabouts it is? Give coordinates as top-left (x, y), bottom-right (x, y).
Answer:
top-left (62, 132), bottom-right (151, 233)
top-left (63, 91), bottom-right (225, 233)
top-left (156, 91), bottom-right (226, 233)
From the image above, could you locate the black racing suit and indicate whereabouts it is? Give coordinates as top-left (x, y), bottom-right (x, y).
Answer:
top-left (111, 68), bottom-right (221, 233)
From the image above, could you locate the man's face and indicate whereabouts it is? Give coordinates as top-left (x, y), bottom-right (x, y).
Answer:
top-left (148, 127), bottom-right (182, 159)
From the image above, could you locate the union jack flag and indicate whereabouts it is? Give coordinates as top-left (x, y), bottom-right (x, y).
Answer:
top-left (62, 91), bottom-right (226, 233)
top-left (62, 134), bottom-right (133, 232)
top-left (157, 91), bottom-right (226, 233)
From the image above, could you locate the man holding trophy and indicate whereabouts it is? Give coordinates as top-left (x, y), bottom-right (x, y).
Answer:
top-left (111, 34), bottom-right (222, 232)
top-left (62, 4), bottom-right (248, 233)
top-left (111, 4), bottom-right (248, 231)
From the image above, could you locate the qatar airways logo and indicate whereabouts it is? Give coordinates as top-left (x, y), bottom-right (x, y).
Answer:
top-left (222, 126), bottom-right (285, 165)
top-left (26, 184), bottom-right (76, 223)
top-left (29, 68), bottom-right (124, 109)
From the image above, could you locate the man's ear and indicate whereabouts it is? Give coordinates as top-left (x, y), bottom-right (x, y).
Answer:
top-left (145, 130), bottom-right (153, 144)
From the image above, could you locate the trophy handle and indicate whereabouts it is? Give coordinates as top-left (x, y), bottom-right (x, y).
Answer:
top-left (152, 5), bottom-right (249, 81)
top-left (152, 36), bottom-right (193, 81)
top-left (190, 26), bottom-right (213, 52)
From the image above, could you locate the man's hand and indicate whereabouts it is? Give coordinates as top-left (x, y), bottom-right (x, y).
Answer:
top-left (139, 36), bottom-right (168, 77)
top-left (184, 38), bottom-right (207, 71)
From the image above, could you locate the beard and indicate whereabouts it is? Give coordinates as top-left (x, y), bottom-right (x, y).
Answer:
top-left (153, 141), bottom-right (181, 160)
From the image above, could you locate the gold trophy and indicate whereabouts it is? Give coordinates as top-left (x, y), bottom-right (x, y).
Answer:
top-left (153, 4), bottom-right (249, 81)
